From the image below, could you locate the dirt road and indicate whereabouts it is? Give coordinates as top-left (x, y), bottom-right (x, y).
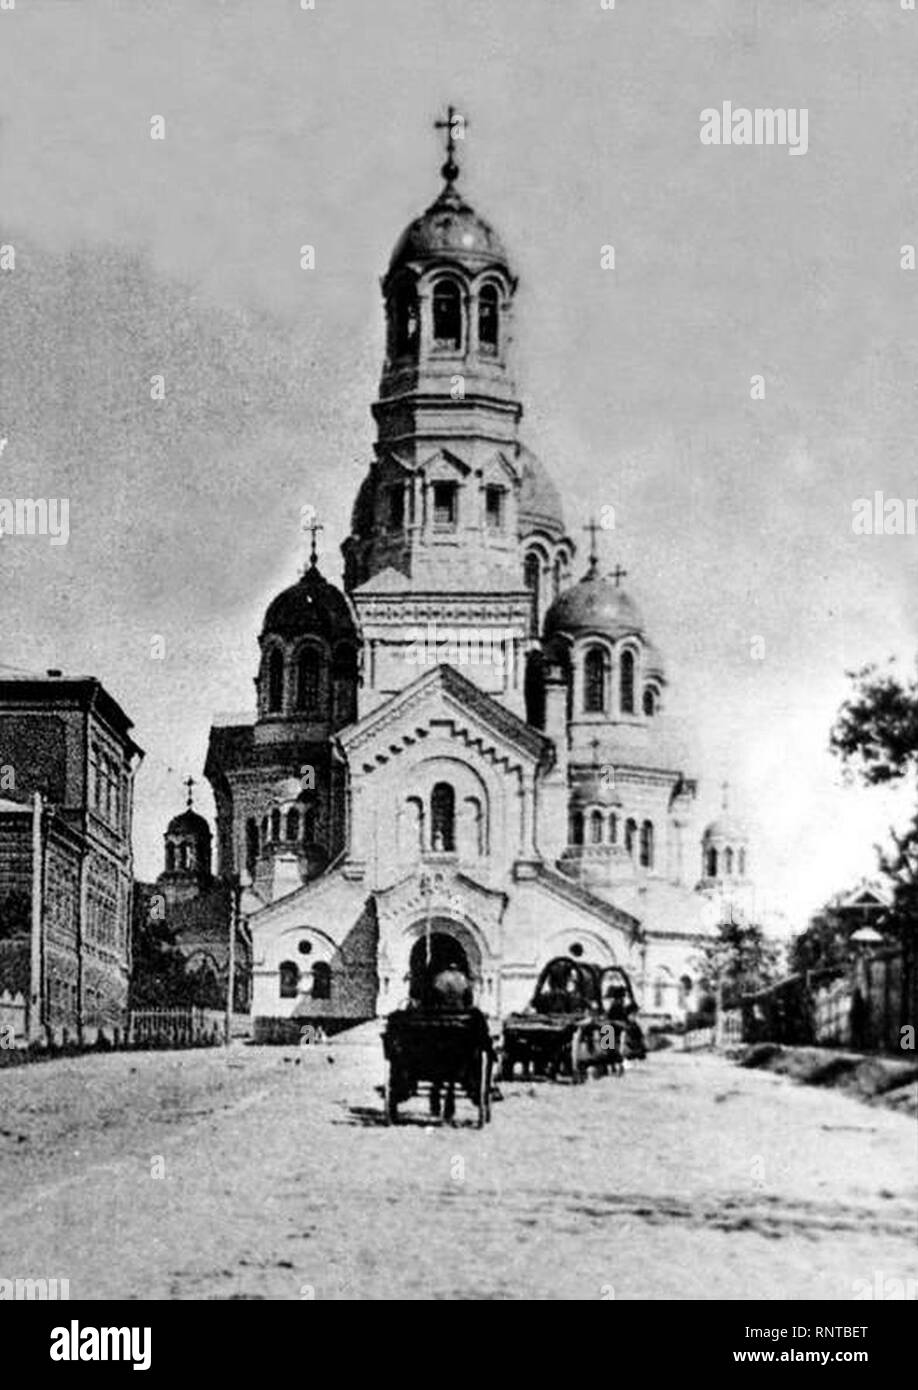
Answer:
top-left (1, 1031), bottom-right (914, 1299)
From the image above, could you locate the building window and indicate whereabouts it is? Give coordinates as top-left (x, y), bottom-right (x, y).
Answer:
top-left (245, 819), bottom-right (259, 877)
top-left (706, 846), bottom-right (718, 878)
top-left (484, 485), bottom-right (504, 530)
top-left (311, 961), bottom-right (332, 1001)
top-left (432, 279), bottom-right (462, 350)
top-left (639, 820), bottom-right (654, 869)
top-left (724, 847), bottom-right (734, 876)
top-left (590, 810), bottom-right (603, 845)
top-left (608, 814), bottom-right (618, 844)
top-left (738, 849), bottom-right (746, 877)
top-left (432, 482), bottom-right (457, 529)
top-left (553, 557), bottom-right (563, 600)
top-left (620, 650), bottom-right (635, 714)
top-left (267, 649), bottom-right (285, 713)
top-left (286, 808), bottom-right (300, 841)
top-left (392, 284), bottom-right (419, 356)
top-left (524, 551), bottom-right (541, 636)
top-left (271, 809), bottom-right (281, 841)
top-left (625, 818), bottom-right (637, 856)
top-left (301, 805), bottom-right (317, 842)
top-left (569, 810), bottom-right (584, 846)
top-left (279, 961), bottom-right (299, 998)
top-left (296, 647), bottom-right (321, 713)
top-left (478, 283), bottom-right (499, 354)
top-left (584, 646), bottom-right (606, 713)
top-left (643, 687), bottom-right (656, 716)
top-left (165, 843), bottom-right (176, 871)
top-left (653, 975), bottom-right (666, 1010)
top-left (431, 782), bottom-right (455, 853)
top-left (388, 485), bottom-right (405, 531)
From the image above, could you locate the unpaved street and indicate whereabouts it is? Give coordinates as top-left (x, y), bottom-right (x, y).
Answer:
top-left (1, 1031), bottom-right (915, 1300)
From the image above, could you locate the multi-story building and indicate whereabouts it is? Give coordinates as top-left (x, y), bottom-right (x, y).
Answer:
top-left (0, 670), bottom-right (142, 1043)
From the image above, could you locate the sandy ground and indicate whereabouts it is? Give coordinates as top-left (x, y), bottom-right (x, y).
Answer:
top-left (0, 1030), bottom-right (915, 1300)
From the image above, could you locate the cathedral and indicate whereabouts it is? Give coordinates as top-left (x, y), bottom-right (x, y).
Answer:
top-left (202, 121), bottom-right (755, 1035)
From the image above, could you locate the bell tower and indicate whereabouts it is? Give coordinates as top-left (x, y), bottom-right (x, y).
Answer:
top-left (343, 109), bottom-right (536, 717)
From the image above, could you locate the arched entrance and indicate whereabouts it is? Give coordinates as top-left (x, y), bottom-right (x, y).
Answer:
top-left (405, 917), bottom-right (482, 1005)
top-left (408, 931), bottom-right (470, 1003)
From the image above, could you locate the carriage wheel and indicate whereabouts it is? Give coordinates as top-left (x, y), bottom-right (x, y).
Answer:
top-left (477, 1050), bottom-right (492, 1128)
top-left (384, 1064), bottom-right (400, 1124)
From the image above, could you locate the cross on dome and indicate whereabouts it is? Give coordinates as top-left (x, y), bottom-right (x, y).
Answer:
top-left (184, 775), bottom-right (195, 809)
top-left (434, 104), bottom-right (467, 187)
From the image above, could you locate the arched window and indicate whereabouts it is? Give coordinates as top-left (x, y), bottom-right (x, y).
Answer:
top-left (478, 283), bottom-right (499, 354)
top-left (639, 820), bottom-right (654, 869)
top-left (392, 284), bottom-right (419, 356)
top-left (179, 844), bottom-right (190, 871)
top-left (271, 809), bottom-right (281, 842)
top-left (165, 843), bottom-right (176, 871)
top-left (569, 810), bottom-right (584, 846)
top-left (311, 961), bottom-right (332, 1001)
top-left (553, 556), bottom-right (563, 600)
top-left (279, 961), bottom-right (299, 998)
top-left (430, 782), bottom-right (456, 852)
top-left (296, 647), bottom-right (320, 713)
top-left (524, 552), bottom-right (541, 636)
top-left (738, 849), bottom-right (747, 877)
top-left (301, 805), bottom-right (317, 842)
top-left (432, 279), bottom-right (462, 351)
top-left (643, 687), bottom-right (656, 717)
top-left (245, 819), bottom-right (259, 877)
top-left (706, 846), bottom-right (718, 878)
top-left (608, 814), bottom-right (618, 844)
top-left (620, 650), bottom-right (635, 714)
top-left (625, 818), bottom-right (637, 856)
top-left (590, 809), bottom-right (604, 845)
top-left (584, 646), bottom-right (606, 713)
top-left (653, 974), bottom-right (667, 1010)
top-left (286, 808), bottom-right (300, 841)
top-left (261, 815), bottom-right (269, 846)
top-left (725, 847), bottom-right (734, 876)
top-left (267, 648), bottom-right (285, 713)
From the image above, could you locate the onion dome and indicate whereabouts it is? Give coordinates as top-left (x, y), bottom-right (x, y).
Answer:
top-left (544, 565), bottom-right (646, 643)
top-left (388, 184), bottom-right (509, 278)
top-left (167, 807), bottom-right (210, 840)
top-left (517, 445), bottom-right (566, 539)
top-left (261, 559), bottom-right (357, 644)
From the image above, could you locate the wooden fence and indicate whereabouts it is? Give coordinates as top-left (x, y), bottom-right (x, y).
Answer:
top-left (127, 1007), bottom-right (225, 1049)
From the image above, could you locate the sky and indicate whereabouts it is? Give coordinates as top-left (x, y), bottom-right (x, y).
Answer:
top-left (0, 0), bottom-right (916, 930)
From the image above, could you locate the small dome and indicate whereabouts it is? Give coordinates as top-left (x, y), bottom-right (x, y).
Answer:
top-left (389, 186), bottom-right (509, 277)
top-left (262, 563), bottom-right (357, 644)
top-left (518, 446), bottom-right (566, 539)
top-left (544, 567), bottom-right (646, 643)
top-left (167, 808), bottom-right (210, 840)
top-left (703, 815), bottom-right (748, 843)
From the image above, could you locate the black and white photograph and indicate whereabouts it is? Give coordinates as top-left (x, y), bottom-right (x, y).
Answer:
top-left (0, 0), bottom-right (916, 1339)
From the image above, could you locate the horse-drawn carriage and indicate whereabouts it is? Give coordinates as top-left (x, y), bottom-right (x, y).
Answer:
top-left (382, 1007), bottom-right (494, 1126)
top-left (501, 956), bottom-right (643, 1081)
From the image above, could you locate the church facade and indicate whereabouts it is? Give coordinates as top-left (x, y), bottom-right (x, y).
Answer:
top-left (204, 130), bottom-right (754, 1033)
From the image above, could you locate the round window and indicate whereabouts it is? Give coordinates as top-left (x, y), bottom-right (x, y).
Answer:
top-left (297, 940), bottom-right (312, 956)
top-left (569, 942), bottom-right (584, 958)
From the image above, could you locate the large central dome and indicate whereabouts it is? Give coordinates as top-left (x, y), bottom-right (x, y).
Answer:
top-left (388, 185), bottom-right (510, 277)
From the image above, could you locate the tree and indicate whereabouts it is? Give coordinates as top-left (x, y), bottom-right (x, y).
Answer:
top-left (830, 660), bottom-right (918, 1025)
top-left (695, 917), bottom-right (781, 1010)
top-left (789, 903), bottom-right (857, 976)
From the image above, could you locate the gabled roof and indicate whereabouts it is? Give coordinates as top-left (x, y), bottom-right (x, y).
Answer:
top-left (339, 663), bottom-right (552, 767)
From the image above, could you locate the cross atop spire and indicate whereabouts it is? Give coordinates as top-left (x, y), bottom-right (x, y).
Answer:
top-left (611, 563), bottom-right (628, 589)
top-left (302, 516), bottom-right (324, 572)
top-left (721, 780), bottom-right (730, 813)
top-left (583, 518), bottom-right (600, 577)
top-left (434, 105), bottom-right (466, 188)
top-left (184, 775), bottom-right (195, 810)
